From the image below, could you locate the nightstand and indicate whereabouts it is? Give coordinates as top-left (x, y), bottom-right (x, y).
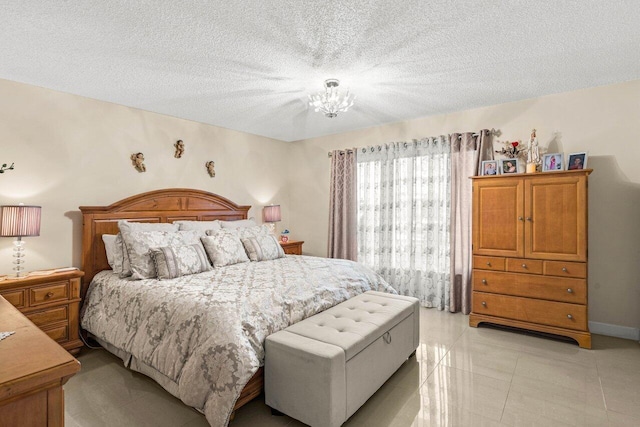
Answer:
top-left (280, 240), bottom-right (304, 255)
top-left (0, 270), bottom-right (84, 355)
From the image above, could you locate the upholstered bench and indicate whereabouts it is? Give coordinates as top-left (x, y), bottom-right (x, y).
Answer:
top-left (265, 291), bottom-right (419, 427)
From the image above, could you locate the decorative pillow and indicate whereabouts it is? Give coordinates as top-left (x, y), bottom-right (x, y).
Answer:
top-left (220, 224), bottom-right (270, 240)
top-left (241, 234), bottom-right (285, 262)
top-left (121, 228), bottom-right (202, 280)
top-left (118, 221), bottom-right (180, 278)
top-left (219, 219), bottom-right (258, 229)
top-left (174, 220), bottom-right (222, 234)
top-left (201, 229), bottom-right (250, 267)
top-left (150, 243), bottom-right (212, 280)
top-left (102, 234), bottom-right (125, 274)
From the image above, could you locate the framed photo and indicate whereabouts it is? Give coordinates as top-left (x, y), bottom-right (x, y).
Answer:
top-left (567, 152), bottom-right (588, 170)
top-left (481, 160), bottom-right (499, 176)
top-left (542, 153), bottom-right (564, 172)
top-left (501, 159), bottom-right (519, 174)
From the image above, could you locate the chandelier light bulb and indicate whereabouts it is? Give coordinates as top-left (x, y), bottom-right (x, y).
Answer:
top-left (308, 79), bottom-right (355, 118)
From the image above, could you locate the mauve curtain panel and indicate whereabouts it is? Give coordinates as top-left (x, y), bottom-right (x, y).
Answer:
top-left (328, 149), bottom-right (357, 260)
top-left (449, 130), bottom-right (492, 314)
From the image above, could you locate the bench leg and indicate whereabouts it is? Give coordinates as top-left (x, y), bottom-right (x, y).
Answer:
top-left (271, 408), bottom-right (285, 416)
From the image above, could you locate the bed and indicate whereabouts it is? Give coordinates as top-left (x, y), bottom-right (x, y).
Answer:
top-left (79, 188), bottom-right (395, 426)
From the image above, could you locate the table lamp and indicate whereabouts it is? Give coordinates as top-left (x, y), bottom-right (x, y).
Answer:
top-left (0, 204), bottom-right (41, 277)
top-left (263, 205), bottom-right (281, 235)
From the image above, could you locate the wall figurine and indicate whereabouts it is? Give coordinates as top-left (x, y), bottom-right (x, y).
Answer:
top-left (131, 153), bottom-right (146, 173)
top-left (0, 163), bottom-right (15, 174)
top-left (206, 161), bottom-right (215, 177)
top-left (174, 140), bottom-right (185, 158)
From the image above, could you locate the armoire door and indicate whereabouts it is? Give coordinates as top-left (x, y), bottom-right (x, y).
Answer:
top-left (524, 175), bottom-right (587, 261)
top-left (473, 177), bottom-right (524, 258)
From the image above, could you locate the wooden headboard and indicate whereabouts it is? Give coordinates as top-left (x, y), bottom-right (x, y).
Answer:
top-left (79, 188), bottom-right (251, 293)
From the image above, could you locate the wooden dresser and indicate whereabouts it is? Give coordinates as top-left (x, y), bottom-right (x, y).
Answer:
top-left (280, 240), bottom-right (304, 255)
top-left (0, 270), bottom-right (84, 355)
top-left (0, 295), bottom-right (80, 426)
top-left (469, 169), bottom-right (591, 348)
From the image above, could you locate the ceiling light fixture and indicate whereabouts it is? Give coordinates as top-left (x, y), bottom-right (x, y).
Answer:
top-left (308, 79), bottom-right (355, 118)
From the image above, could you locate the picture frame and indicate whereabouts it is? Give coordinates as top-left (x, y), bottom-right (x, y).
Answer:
top-left (542, 153), bottom-right (564, 172)
top-left (567, 152), bottom-right (588, 170)
top-left (481, 160), bottom-right (499, 176)
top-left (501, 158), bottom-right (519, 174)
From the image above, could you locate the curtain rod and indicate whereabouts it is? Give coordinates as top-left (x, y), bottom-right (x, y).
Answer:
top-left (327, 128), bottom-right (500, 157)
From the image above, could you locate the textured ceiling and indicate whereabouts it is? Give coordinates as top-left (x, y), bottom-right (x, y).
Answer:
top-left (2, 1), bottom-right (640, 142)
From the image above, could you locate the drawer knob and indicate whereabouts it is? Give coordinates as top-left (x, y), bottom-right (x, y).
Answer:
top-left (481, 301), bottom-right (487, 307)
top-left (45, 292), bottom-right (54, 298)
top-left (482, 279), bottom-right (487, 284)
top-left (567, 314), bottom-right (573, 319)
top-left (486, 262), bottom-right (491, 266)
top-left (567, 288), bottom-right (573, 294)
top-left (521, 263), bottom-right (527, 268)
top-left (562, 267), bottom-right (568, 272)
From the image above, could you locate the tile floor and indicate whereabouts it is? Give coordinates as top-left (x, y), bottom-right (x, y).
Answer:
top-left (65, 308), bottom-right (640, 426)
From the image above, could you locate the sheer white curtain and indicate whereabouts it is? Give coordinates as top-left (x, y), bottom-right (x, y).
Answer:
top-left (357, 137), bottom-right (451, 309)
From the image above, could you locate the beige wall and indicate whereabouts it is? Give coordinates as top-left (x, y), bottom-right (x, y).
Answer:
top-left (290, 79), bottom-right (640, 331)
top-left (0, 78), bottom-right (292, 275)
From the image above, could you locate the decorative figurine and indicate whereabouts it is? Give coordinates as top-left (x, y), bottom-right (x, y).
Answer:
top-left (0, 163), bottom-right (15, 173)
top-left (131, 153), bottom-right (146, 173)
top-left (526, 129), bottom-right (541, 173)
top-left (174, 140), bottom-right (185, 158)
top-left (205, 161), bottom-right (215, 177)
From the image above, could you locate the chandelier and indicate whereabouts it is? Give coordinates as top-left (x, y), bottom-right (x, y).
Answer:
top-left (308, 79), bottom-right (355, 118)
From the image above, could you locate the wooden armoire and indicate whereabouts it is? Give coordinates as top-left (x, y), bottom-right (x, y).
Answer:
top-left (469, 169), bottom-right (592, 348)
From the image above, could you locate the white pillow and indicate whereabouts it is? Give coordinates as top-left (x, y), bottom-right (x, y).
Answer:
top-left (117, 220), bottom-right (181, 278)
top-left (101, 234), bottom-right (126, 274)
top-left (174, 220), bottom-right (222, 234)
top-left (241, 234), bottom-right (285, 262)
top-left (102, 234), bottom-right (117, 270)
top-left (219, 219), bottom-right (258, 229)
top-left (201, 229), bottom-right (250, 267)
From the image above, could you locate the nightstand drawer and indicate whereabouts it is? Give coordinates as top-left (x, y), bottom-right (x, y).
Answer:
top-left (29, 281), bottom-right (69, 306)
top-left (0, 289), bottom-right (25, 308)
top-left (43, 324), bottom-right (69, 342)
top-left (26, 306), bottom-right (68, 327)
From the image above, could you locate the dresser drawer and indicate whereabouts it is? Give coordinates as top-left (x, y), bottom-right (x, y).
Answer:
top-left (42, 324), bottom-right (69, 343)
top-left (473, 256), bottom-right (505, 271)
top-left (29, 281), bottom-right (69, 306)
top-left (544, 260), bottom-right (587, 278)
top-left (472, 270), bottom-right (586, 304)
top-left (26, 306), bottom-right (68, 328)
top-left (0, 289), bottom-right (25, 308)
top-left (472, 292), bottom-right (587, 331)
top-left (506, 258), bottom-right (543, 275)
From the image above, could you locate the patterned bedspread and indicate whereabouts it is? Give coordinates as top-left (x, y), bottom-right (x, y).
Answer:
top-left (81, 255), bottom-right (395, 426)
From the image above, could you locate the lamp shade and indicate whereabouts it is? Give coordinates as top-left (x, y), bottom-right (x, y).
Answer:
top-left (0, 205), bottom-right (42, 237)
top-left (263, 205), bottom-right (281, 223)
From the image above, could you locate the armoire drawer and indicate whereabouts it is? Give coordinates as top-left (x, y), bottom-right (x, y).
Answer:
top-left (472, 292), bottom-right (587, 331)
top-left (543, 260), bottom-right (587, 278)
top-left (472, 270), bottom-right (586, 304)
top-left (506, 258), bottom-right (543, 275)
top-left (473, 256), bottom-right (505, 271)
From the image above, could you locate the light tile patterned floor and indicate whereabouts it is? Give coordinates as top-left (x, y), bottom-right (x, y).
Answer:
top-left (65, 308), bottom-right (640, 426)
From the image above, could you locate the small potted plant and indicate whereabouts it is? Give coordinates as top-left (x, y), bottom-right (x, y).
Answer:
top-left (280, 229), bottom-right (290, 243)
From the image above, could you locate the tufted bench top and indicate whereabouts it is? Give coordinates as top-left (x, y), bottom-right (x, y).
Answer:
top-left (285, 291), bottom-right (416, 360)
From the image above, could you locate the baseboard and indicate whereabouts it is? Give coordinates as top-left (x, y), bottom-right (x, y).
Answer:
top-left (589, 321), bottom-right (640, 341)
